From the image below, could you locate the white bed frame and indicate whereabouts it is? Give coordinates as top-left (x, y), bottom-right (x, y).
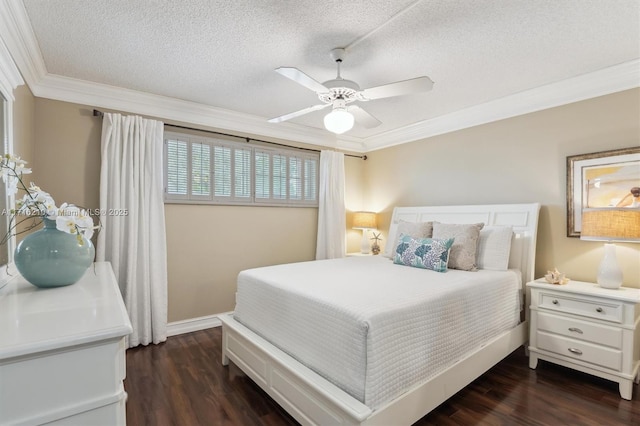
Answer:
top-left (220, 203), bottom-right (540, 425)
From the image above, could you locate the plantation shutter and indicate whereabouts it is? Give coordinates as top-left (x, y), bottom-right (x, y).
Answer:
top-left (164, 132), bottom-right (319, 206)
top-left (304, 157), bottom-right (318, 202)
top-left (191, 142), bottom-right (211, 199)
top-left (289, 156), bottom-right (302, 201)
top-left (272, 154), bottom-right (287, 200)
top-left (213, 146), bottom-right (231, 198)
top-left (255, 150), bottom-right (270, 200)
top-left (165, 138), bottom-right (188, 199)
top-left (234, 148), bottom-right (251, 199)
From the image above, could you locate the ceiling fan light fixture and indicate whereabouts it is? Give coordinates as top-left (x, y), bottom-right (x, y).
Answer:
top-left (270, 47), bottom-right (433, 131)
top-left (324, 108), bottom-right (354, 134)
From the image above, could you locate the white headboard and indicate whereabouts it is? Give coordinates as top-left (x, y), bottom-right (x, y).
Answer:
top-left (386, 203), bottom-right (541, 283)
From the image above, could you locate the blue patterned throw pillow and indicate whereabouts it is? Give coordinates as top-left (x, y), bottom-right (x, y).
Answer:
top-left (393, 234), bottom-right (455, 272)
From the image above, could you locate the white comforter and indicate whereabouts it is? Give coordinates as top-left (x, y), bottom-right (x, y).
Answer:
top-left (233, 256), bottom-right (521, 410)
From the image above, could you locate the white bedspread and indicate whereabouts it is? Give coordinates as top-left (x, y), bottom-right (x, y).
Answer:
top-left (233, 256), bottom-right (521, 410)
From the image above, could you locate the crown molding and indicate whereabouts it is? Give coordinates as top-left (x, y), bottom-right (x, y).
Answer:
top-left (25, 60), bottom-right (640, 155)
top-left (0, 37), bottom-right (24, 99)
top-left (363, 59), bottom-right (640, 152)
top-left (30, 60), bottom-right (640, 153)
top-left (35, 73), bottom-right (368, 153)
top-left (0, 0), bottom-right (47, 89)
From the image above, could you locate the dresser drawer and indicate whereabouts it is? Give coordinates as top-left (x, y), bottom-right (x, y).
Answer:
top-left (539, 292), bottom-right (623, 323)
top-left (0, 337), bottom-right (126, 424)
top-left (537, 311), bottom-right (622, 349)
top-left (536, 331), bottom-right (622, 371)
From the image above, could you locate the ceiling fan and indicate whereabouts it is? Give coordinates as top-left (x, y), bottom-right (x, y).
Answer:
top-left (268, 48), bottom-right (434, 134)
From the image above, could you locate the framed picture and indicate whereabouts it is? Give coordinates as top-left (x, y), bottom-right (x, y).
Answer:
top-left (566, 147), bottom-right (640, 237)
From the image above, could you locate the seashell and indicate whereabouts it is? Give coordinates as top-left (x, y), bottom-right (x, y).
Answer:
top-left (544, 267), bottom-right (569, 285)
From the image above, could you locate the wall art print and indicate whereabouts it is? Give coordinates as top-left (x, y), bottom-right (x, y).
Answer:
top-left (566, 147), bottom-right (640, 237)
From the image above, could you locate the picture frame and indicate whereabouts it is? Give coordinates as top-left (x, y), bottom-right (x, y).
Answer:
top-left (566, 146), bottom-right (640, 237)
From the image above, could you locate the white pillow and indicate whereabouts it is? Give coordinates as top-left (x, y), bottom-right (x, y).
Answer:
top-left (476, 226), bottom-right (514, 271)
top-left (383, 220), bottom-right (433, 258)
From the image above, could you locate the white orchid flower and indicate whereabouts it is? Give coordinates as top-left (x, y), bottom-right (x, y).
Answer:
top-left (0, 167), bottom-right (11, 182)
top-left (8, 155), bottom-right (27, 166)
top-left (6, 177), bottom-right (19, 196)
top-left (76, 210), bottom-right (95, 240)
top-left (28, 183), bottom-right (41, 192)
top-left (56, 204), bottom-right (96, 243)
top-left (0, 153), bottom-right (98, 246)
top-left (14, 160), bottom-right (30, 172)
top-left (0, 154), bottom-right (24, 168)
top-left (0, 156), bottom-right (32, 196)
top-left (16, 186), bottom-right (57, 216)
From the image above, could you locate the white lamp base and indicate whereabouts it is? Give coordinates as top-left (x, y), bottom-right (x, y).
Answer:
top-left (360, 229), bottom-right (370, 254)
top-left (597, 243), bottom-right (623, 289)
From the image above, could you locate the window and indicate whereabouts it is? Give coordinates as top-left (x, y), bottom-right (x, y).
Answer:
top-left (164, 132), bottom-right (319, 207)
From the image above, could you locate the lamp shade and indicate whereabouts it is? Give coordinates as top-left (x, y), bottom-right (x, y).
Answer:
top-left (352, 211), bottom-right (377, 229)
top-left (324, 109), bottom-right (354, 134)
top-left (581, 208), bottom-right (640, 242)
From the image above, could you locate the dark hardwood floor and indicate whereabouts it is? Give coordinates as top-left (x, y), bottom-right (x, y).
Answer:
top-left (125, 327), bottom-right (639, 425)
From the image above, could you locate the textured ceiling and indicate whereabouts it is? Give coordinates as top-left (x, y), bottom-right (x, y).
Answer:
top-left (20, 0), bottom-right (640, 139)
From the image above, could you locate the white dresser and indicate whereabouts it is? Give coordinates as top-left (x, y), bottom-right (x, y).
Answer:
top-left (0, 262), bottom-right (132, 425)
top-left (527, 279), bottom-right (640, 400)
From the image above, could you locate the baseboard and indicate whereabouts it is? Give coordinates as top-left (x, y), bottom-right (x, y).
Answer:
top-left (167, 312), bottom-right (231, 337)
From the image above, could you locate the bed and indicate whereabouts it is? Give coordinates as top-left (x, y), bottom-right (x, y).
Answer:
top-left (220, 203), bottom-right (540, 425)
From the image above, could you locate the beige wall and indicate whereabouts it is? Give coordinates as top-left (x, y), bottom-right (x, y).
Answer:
top-left (11, 84), bottom-right (36, 242)
top-left (26, 98), bottom-right (345, 321)
top-left (33, 100), bottom-right (101, 211)
top-left (364, 89), bottom-right (640, 287)
top-left (166, 204), bottom-right (316, 319)
top-left (12, 85), bottom-right (35, 169)
top-left (345, 155), bottom-right (367, 252)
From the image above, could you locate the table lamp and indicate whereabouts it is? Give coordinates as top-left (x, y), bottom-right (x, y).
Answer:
top-left (353, 211), bottom-right (377, 254)
top-left (581, 208), bottom-right (640, 289)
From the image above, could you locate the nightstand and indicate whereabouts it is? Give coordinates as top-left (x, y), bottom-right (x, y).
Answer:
top-left (346, 252), bottom-right (373, 257)
top-left (527, 279), bottom-right (640, 400)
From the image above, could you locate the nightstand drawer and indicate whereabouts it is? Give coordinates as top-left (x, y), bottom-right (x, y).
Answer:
top-left (527, 280), bottom-right (640, 400)
top-left (539, 292), bottom-right (623, 323)
top-left (537, 331), bottom-right (622, 371)
top-left (537, 311), bottom-right (622, 349)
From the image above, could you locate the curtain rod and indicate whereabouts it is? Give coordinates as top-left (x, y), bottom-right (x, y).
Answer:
top-left (92, 109), bottom-right (367, 160)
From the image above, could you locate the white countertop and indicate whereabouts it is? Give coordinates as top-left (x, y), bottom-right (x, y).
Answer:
top-left (0, 262), bottom-right (132, 360)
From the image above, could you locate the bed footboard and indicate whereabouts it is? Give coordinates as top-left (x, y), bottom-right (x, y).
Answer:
top-left (220, 313), bottom-right (528, 426)
top-left (220, 313), bottom-right (372, 425)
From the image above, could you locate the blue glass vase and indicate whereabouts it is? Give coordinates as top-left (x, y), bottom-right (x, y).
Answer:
top-left (14, 218), bottom-right (95, 288)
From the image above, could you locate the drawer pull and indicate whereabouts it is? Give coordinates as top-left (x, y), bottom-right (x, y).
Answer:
top-left (552, 299), bottom-right (559, 305)
top-left (568, 348), bottom-right (583, 355)
top-left (568, 327), bottom-right (583, 334)
top-left (596, 307), bottom-right (603, 313)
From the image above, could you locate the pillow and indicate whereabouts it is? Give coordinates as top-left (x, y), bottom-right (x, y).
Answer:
top-left (432, 222), bottom-right (484, 271)
top-left (477, 226), bottom-right (513, 270)
top-left (384, 220), bottom-right (433, 258)
top-left (393, 234), bottom-right (454, 272)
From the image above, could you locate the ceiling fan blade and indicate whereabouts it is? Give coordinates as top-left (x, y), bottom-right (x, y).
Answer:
top-left (361, 76), bottom-right (434, 100)
top-left (275, 67), bottom-right (329, 93)
top-left (268, 103), bottom-right (331, 123)
top-left (348, 105), bottom-right (381, 129)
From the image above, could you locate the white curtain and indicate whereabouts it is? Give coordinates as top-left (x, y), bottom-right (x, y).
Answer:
top-left (316, 150), bottom-right (346, 259)
top-left (97, 113), bottom-right (168, 347)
